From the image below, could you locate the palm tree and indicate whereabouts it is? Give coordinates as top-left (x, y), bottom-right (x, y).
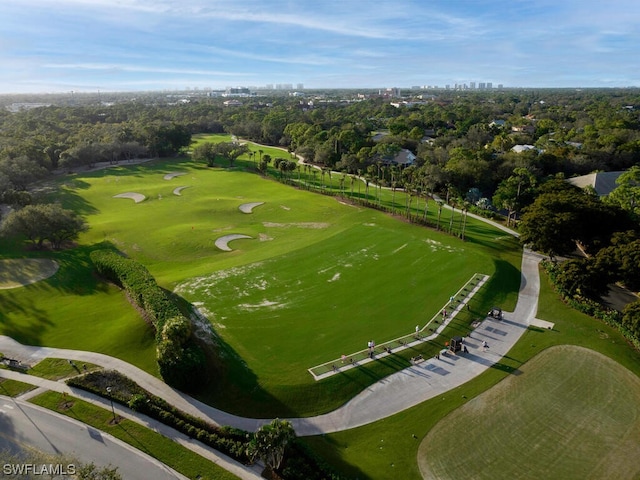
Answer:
top-left (449, 200), bottom-right (456, 233)
top-left (461, 201), bottom-right (470, 240)
top-left (247, 419), bottom-right (295, 472)
top-left (350, 175), bottom-right (355, 198)
top-left (391, 180), bottom-right (397, 215)
top-left (436, 200), bottom-right (444, 230)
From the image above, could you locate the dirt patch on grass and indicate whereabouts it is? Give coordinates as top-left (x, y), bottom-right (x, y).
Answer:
top-left (262, 222), bottom-right (330, 229)
top-left (0, 258), bottom-right (59, 289)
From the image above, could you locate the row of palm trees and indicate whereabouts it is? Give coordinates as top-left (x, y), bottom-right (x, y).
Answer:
top-left (256, 153), bottom-right (471, 240)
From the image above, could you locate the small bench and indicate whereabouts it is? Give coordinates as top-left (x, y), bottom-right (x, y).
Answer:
top-left (411, 354), bottom-right (424, 364)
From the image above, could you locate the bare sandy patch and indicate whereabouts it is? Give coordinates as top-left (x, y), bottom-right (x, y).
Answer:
top-left (259, 233), bottom-right (273, 242)
top-left (0, 258), bottom-right (59, 289)
top-left (173, 186), bottom-right (189, 196)
top-left (215, 234), bottom-right (252, 251)
top-left (113, 192), bottom-right (146, 203)
top-left (239, 300), bottom-right (284, 310)
top-left (164, 172), bottom-right (187, 180)
top-left (239, 202), bottom-right (264, 213)
top-left (263, 222), bottom-right (330, 229)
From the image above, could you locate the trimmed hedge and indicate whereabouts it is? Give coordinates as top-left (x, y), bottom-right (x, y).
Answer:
top-left (90, 250), bottom-right (180, 330)
top-left (68, 370), bottom-right (249, 463)
top-left (90, 249), bottom-right (206, 391)
top-left (68, 370), bottom-right (353, 479)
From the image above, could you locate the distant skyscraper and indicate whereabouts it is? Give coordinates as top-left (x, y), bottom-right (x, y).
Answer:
top-left (470, 82), bottom-right (476, 89)
top-left (296, 83), bottom-right (304, 90)
top-left (487, 82), bottom-right (493, 89)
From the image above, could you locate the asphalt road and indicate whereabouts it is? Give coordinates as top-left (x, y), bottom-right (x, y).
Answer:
top-left (0, 395), bottom-right (187, 480)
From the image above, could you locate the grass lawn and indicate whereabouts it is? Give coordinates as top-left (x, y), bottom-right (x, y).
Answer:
top-left (418, 345), bottom-right (640, 480)
top-left (28, 358), bottom-right (101, 380)
top-left (0, 378), bottom-right (36, 397)
top-left (303, 267), bottom-right (640, 479)
top-left (29, 390), bottom-right (241, 480)
top-left (24, 150), bottom-right (518, 416)
top-left (0, 245), bottom-right (158, 376)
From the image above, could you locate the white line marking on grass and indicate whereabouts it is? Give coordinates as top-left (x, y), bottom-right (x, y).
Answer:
top-left (328, 273), bottom-right (341, 282)
top-left (392, 243), bottom-right (408, 254)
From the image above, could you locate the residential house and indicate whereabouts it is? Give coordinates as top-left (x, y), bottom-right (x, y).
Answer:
top-left (567, 171), bottom-right (624, 196)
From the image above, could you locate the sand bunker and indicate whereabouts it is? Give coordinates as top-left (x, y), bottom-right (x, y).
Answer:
top-left (0, 258), bottom-right (59, 289)
top-left (239, 202), bottom-right (264, 213)
top-left (173, 186), bottom-right (189, 196)
top-left (164, 172), bottom-right (187, 180)
top-left (113, 192), bottom-right (146, 203)
top-left (215, 234), bottom-right (252, 251)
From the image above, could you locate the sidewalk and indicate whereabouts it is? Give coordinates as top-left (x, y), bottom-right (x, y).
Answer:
top-left (0, 248), bottom-right (540, 438)
top-left (0, 368), bottom-right (263, 480)
top-left (290, 248), bottom-right (542, 435)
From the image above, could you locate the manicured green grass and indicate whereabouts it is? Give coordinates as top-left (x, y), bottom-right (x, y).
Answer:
top-left (304, 267), bottom-right (640, 479)
top-left (28, 358), bottom-right (101, 380)
top-left (0, 245), bottom-right (158, 376)
top-left (0, 378), bottom-right (36, 397)
top-left (2, 146), bottom-right (523, 416)
top-left (29, 390), bottom-right (240, 480)
top-left (418, 345), bottom-right (640, 480)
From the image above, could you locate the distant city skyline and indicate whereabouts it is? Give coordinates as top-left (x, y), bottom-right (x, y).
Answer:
top-left (1, 0), bottom-right (638, 94)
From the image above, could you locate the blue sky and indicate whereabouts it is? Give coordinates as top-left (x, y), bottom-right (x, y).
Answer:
top-left (1, 0), bottom-right (639, 93)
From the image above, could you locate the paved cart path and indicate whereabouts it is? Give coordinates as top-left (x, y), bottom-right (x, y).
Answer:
top-left (0, 243), bottom-right (542, 437)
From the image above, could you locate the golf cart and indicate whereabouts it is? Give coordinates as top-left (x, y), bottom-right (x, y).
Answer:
top-left (488, 306), bottom-right (503, 320)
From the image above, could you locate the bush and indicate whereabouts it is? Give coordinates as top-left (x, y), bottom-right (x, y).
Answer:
top-left (90, 249), bottom-right (207, 391)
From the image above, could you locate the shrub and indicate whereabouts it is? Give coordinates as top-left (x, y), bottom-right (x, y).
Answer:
top-left (90, 249), bottom-right (207, 391)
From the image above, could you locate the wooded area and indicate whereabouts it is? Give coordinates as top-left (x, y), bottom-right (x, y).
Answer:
top-left (1, 88), bottom-right (639, 344)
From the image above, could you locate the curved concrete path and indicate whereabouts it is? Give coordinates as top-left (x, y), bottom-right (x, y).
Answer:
top-left (0, 244), bottom-right (541, 437)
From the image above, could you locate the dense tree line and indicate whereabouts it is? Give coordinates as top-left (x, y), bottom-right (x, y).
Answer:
top-left (1, 87), bottom-right (639, 362)
top-left (1, 89), bottom-right (639, 208)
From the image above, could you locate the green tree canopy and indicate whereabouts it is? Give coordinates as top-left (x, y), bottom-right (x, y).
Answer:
top-left (1, 203), bottom-right (88, 249)
top-left (247, 418), bottom-right (296, 471)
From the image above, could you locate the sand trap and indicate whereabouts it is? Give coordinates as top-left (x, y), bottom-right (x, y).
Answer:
top-left (0, 258), bottom-right (59, 289)
top-left (164, 172), bottom-right (187, 180)
top-left (239, 202), bottom-right (264, 213)
top-left (215, 234), bottom-right (252, 251)
top-left (173, 186), bottom-right (189, 196)
top-left (113, 192), bottom-right (146, 203)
